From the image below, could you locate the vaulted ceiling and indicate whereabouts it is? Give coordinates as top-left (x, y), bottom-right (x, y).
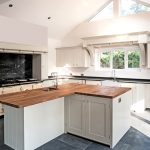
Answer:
top-left (0, 0), bottom-right (150, 40)
top-left (0, 0), bottom-right (109, 39)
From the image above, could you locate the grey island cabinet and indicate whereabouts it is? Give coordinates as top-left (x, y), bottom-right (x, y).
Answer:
top-left (65, 92), bottom-right (132, 148)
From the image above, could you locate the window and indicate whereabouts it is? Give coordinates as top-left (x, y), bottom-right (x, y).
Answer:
top-left (90, 0), bottom-right (150, 22)
top-left (113, 50), bottom-right (125, 69)
top-left (100, 51), bottom-right (111, 68)
top-left (128, 50), bottom-right (140, 68)
top-left (120, 0), bottom-right (150, 16)
top-left (90, 1), bottom-right (113, 22)
top-left (95, 46), bottom-right (140, 70)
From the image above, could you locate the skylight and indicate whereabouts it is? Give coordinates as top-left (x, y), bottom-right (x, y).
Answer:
top-left (90, 1), bottom-right (113, 22)
top-left (120, 0), bottom-right (150, 16)
top-left (90, 0), bottom-right (150, 22)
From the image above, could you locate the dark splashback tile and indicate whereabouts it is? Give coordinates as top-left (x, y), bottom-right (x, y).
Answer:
top-left (0, 53), bottom-right (32, 80)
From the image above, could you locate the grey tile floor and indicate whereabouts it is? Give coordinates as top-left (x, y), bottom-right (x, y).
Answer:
top-left (0, 117), bottom-right (150, 150)
top-left (36, 128), bottom-right (150, 150)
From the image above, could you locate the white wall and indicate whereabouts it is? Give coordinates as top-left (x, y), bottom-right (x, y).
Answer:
top-left (61, 67), bottom-right (150, 79)
top-left (48, 38), bottom-right (61, 76)
top-left (0, 15), bottom-right (48, 49)
top-left (58, 13), bottom-right (150, 79)
top-left (61, 13), bottom-right (150, 47)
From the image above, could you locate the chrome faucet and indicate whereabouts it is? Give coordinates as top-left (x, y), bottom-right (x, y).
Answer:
top-left (112, 69), bottom-right (116, 81)
top-left (51, 72), bottom-right (58, 89)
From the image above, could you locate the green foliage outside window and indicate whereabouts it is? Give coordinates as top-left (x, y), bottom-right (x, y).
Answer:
top-left (128, 51), bottom-right (140, 68)
top-left (99, 49), bottom-right (140, 69)
top-left (113, 51), bottom-right (125, 69)
top-left (100, 52), bottom-right (110, 68)
top-left (120, 0), bottom-right (150, 16)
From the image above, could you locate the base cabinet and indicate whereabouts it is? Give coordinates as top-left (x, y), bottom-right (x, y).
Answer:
top-left (65, 92), bottom-right (131, 148)
top-left (86, 96), bottom-right (111, 145)
top-left (65, 94), bottom-right (111, 146)
top-left (65, 95), bottom-right (85, 137)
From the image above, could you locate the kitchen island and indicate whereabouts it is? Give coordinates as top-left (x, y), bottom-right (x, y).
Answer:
top-left (0, 83), bottom-right (131, 150)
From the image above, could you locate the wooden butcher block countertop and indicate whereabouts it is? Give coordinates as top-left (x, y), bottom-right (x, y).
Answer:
top-left (0, 83), bottom-right (131, 108)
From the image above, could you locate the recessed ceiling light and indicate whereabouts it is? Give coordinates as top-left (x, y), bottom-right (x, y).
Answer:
top-left (48, 17), bottom-right (51, 20)
top-left (9, 4), bottom-right (13, 7)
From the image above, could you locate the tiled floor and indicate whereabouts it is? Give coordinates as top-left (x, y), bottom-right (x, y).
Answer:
top-left (131, 109), bottom-right (150, 124)
top-left (0, 117), bottom-right (150, 150)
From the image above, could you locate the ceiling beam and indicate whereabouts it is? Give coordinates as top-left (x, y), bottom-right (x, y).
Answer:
top-left (88, 0), bottom-right (113, 21)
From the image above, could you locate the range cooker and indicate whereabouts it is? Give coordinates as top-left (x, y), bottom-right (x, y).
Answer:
top-left (0, 78), bottom-right (38, 87)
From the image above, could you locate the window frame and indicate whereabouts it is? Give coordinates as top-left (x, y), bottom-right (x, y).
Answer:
top-left (95, 45), bottom-right (141, 70)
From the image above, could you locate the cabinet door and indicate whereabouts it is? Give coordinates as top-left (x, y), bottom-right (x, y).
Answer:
top-left (56, 47), bottom-right (90, 67)
top-left (145, 84), bottom-right (150, 109)
top-left (85, 96), bottom-right (111, 145)
top-left (65, 95), bottom-right (85, 137)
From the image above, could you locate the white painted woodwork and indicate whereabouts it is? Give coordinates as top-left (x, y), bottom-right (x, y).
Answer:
top-left (112, 91), bottom-right (132, 148)
top-left (4, 97), bottom-right (64, 150)
top-left (102, 80), bottom-right (121, 87)
top-left (86, 96), bottom-right (111, 145)
top-left (82, 32), bottom-right (150, 47)
top-left (0, 42), bottom-right (48, 53)
top-left (85, 80), bottom-right (102, 85)
top-left (144, 84), bottom-right (150, 109)
top-left (139, 43), bottom-right (146, 66)
top-left (65, 95), bottom-right (85, 137)
top-left (56, 46), bottom-right (90, 67)
top-left (63, 79), bottom-right (83, 84)
top-left (103, 81), bottom-right (146, 112)
top-left (4, 105), bottom-right (24, 150)
top-left (32, 83), bottom-right (43, 89)
top-left (65, 92), bottom-right (131, 148)
top-left (1, 86), bottom-right (20, 94)
top-left (20, 84), bottom-right (33, 91)
top-left (147, 44), bottom-right (150, 68)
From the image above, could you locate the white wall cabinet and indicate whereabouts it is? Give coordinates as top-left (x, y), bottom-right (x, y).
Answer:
top-left (65, 92), bottom-right (131, 148)
top-left (56, 46), bottom-right (90, 67)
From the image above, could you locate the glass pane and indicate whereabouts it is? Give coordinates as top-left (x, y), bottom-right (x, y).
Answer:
top-left (120, 0), bottom-right (150, 16)
top-left (128, 51), bottom-right (140, 68)
top-left (113, 51), bottom-right (125, 69)
top-left (100, 52), bottom-right (111, 68)
top-left (90, 1), bottom-right (113, 22)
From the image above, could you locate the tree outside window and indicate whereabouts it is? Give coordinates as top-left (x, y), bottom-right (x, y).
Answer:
top-left (100, 52), bottom-right (111, 68)
top-left (128, 51), bottom-right (140, 68)
top-left (96, 47), bottom-right (140, 70)
top-left (120, 0), bottom-right (150, 16)
top-left (113, 50), bottom-right (125, 69)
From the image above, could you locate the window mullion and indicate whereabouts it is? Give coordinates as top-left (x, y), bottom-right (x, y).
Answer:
top-left (125, 49), bottom-right (128, 69)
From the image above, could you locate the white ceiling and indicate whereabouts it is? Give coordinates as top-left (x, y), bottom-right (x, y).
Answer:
top-left (0, 0), bottom-right (109, 39)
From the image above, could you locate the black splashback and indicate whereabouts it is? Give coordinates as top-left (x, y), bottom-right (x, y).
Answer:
top-left (0, 53), bottom-right (32, 79)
